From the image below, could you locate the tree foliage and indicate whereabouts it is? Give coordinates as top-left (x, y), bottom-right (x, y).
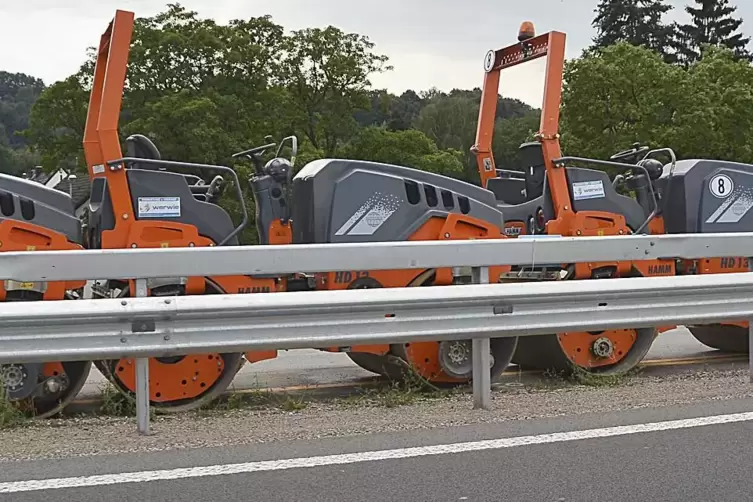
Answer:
top-left (671, 0), bottom-right (752, 64)
top-left (24, 76), bottom-right (88, 172)
top-left (591, 0), bottom-right (675, 59)
top-left (339, 127), bottom-right (464, 178)
top-left (21, 4), bottom-right (537, 182)
top-left (591, 0), bottom-right (752, 65)
top-left (561, 41), bottom-right (753, 164)
top-left (492, 112), bottom-right (542, 171)
top-left (0, 71), bottom-right (45, 174)
top-left (278, 26), bottom-right (392, 156)
top-left (414, 88), bottom-right (534, 182)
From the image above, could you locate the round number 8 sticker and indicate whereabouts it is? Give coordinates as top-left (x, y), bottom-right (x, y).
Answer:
top-left (710, 173), bottom-right (734, 198)
top-left (483, 50), bottom-right (495, 72)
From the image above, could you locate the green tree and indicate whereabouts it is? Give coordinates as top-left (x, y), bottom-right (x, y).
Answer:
top-left (386, 90), bottom-right (423, 131)
top-left (124, 90), bottom-right (241, 164)
top-left (2, 147), bottom-right (40, 176)
top-left (353, 90), bottom-right (392, 128)
top-left (338, 126), bottom-right (464, 178)
top-left (560, 42), bottom-right (686, 161)
top-left (414, 88), bottom-right (537, 182)
top-left (414, 90), bottom-right (479, 181)
top-left (112, 4), bottom-right (285, 108)
top-left (120, 4), bottom-right (288, 151)
top-left (276, 25), bottom-right (392, 156)
top-left (24, 76), bottom-right (88, 172)
top-left (0, 71), bottom-right (46, 148)
top-left (671, 45), bottom-right (753, 161)
top-left (0, 144), bottom-right (13, 175)
top-left (561, 41), bottom-right (753, 167)
top-left (0, 130), bottom-right (19, 175)
top-left (491, 112), bottom-right (542, 171)
top-left (26, 4), bottom-right (291, 168)
top-left (591, 0), bottom-right (675, 58)
top-left (0, 71), bottom-right (45, 175)
top-left (414, 91), bottom-right (478, 152)
top-left (671, 0), bottom-right (751, 65)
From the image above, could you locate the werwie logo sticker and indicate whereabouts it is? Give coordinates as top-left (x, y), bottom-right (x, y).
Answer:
top-left (572, 180), bottom-right (605, 201)
top-left (138, 197), bottom-right (181, 218)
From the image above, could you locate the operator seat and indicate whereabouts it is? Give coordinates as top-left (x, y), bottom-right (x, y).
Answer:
top-left (486, 177), bottom-right (527, 204)
top-left (486, 142), bottom-right (547, 205)
top-left (125, 134), bottom-right (161, 170)
top-left (125, 133), bottom-right (211, 200)
top-left (519, 141), bottom-right (546, 200)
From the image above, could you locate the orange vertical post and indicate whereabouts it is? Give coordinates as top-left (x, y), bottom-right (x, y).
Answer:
top-left (82, 9), bottom-right (135, 249)
top-left (537, 31), bottom-right (573, 219)
top-left (473, 56), bottom-right (501, 189)
top-left (471, 24), bottom-right (572, 219)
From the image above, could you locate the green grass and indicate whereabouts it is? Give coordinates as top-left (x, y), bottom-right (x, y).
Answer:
top-left (542, 364), bottom-right (644, 388)
top-left (0, 387), bottom-right (28, 429)
top-left (337, 365), bottom-right (460, 409)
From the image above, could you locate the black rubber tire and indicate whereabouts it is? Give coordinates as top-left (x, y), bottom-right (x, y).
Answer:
top-left (346, 352), bottom-right (396, 376)
top-left (687, 325), bottom-right (748, 353)
top-left (346, 352), bottom-right (422, 382)
top-left (390, 337), bottom-right (518, 383)
top-left (512, 328), bottom-right (657, 376)
top-left (388, 269), bottom-right (519, 384)
top-left (3, 293), bottom-right (92, 419)
top-left (13, 361), bottom-right (93, 419)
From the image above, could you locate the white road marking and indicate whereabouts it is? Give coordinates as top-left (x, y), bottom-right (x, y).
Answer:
top-left (3, 410), bottom-right (753, 493)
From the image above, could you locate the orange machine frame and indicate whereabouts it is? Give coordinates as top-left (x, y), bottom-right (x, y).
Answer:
top-left (472, 26), bottom-right (583, 234)
top-left (83, 9), bottom-right (135, 246)
top-left (473, 26), bottom-right (565, 195)
top-left (471, 24), bottom-right (677, 342)
top-left (82, 11), bottom-right (280, 400)
top-left (471, 24), bottom-right (672, 265)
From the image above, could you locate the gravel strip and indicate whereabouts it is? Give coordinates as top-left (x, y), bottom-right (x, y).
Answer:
top-left (1, 367), bottom-right (752, 463)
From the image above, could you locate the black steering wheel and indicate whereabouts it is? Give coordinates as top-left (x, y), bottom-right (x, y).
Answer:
top-left (610, 143), bottom-right (650, 164)
top-left (231, 142), bottom-right (277, 160)
top-left (231, 140), bottom-right (277, 175)
top-left (232, 134), bottom-right (300, 177)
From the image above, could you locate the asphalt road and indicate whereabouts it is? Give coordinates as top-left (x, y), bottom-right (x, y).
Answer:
top-left (75, 326), bottom-right (721, 398)
top-left (4, 397), bottom-right (753, 501)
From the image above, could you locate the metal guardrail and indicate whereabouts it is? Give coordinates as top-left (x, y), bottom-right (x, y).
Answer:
top-left (1, 233), bottom-right (752, 281)
top-left (3, 272), bottom-right (753, 362)
top-left (2, 234), bottom-right (753, 434)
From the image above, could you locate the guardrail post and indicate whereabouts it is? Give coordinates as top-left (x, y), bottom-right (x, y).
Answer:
top-left (471, 266), bottom-right (491, 410)
top-left (134, 278), bottom-right (150, 435)
top-left (749, 257), bottom-right (753, 384)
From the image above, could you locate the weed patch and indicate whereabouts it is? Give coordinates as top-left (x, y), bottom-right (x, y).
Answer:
top-left (0, 386), bottom-right (28, 429)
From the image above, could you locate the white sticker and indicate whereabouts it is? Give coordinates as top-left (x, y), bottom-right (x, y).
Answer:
top-left (92, 164), bottom-right (105, 174)
top-left (483, 50), bottom-right (495, 72)
top-left (710, 173), bottom-right (734, 198)
top-left (572, 180), bottom-right (605, 200)
top-left (483, 157), bottom-right (493, 172)
top-left (518, 235), bottom-right (563, 239)
top-left (347, 206), bottom-right (395, 235)
top-left (335, 192), bottom-right (401, 236)
top-left (138, 197), bottom-right (181, 218)
top-left (705, 186), bottom-right (753, 224)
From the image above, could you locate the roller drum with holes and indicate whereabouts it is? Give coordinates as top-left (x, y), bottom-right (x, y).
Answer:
top-left (0, 172), bottom-right (93, 418)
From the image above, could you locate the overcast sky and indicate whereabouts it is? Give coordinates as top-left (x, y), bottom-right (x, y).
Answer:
top-left (1, 0), bottom-right (752, 107)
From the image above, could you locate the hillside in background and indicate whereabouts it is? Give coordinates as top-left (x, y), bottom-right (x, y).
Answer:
top-left (0, 71), bottom-right (45, 175)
